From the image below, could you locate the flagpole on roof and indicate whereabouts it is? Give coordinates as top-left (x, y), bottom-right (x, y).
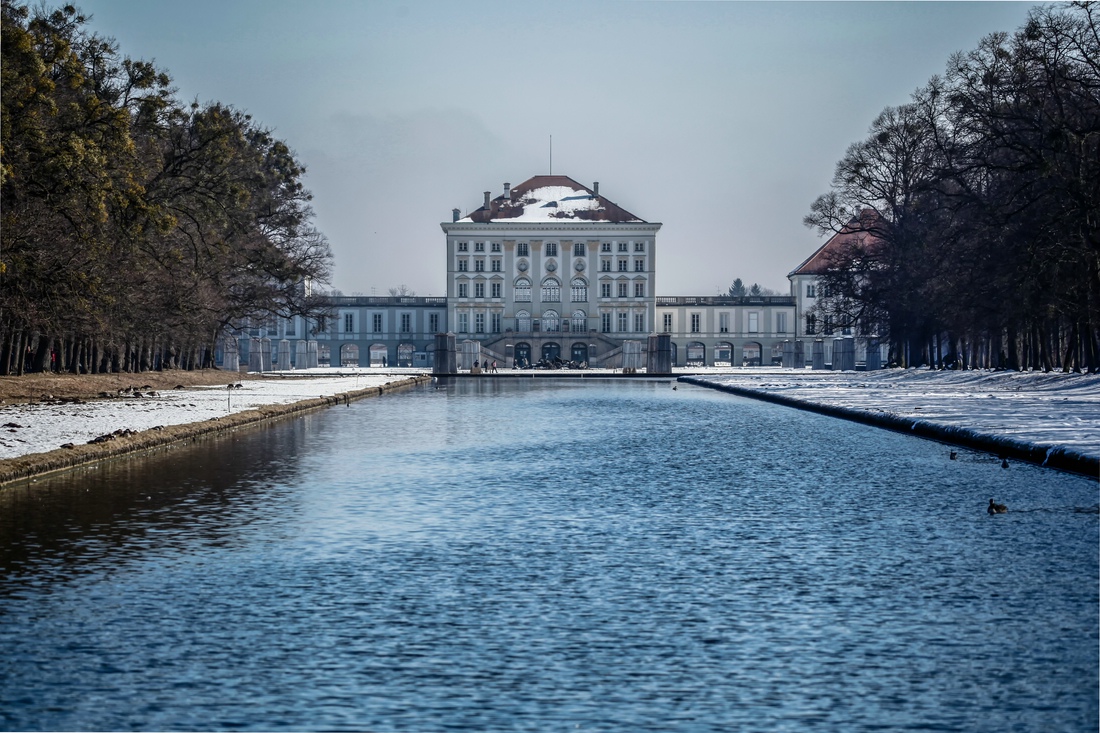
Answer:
top-left (549, 134), bottom-right (552, 175)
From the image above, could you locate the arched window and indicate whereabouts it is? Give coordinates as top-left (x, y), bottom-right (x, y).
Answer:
top-left (516, 310), bottom-right (532, 332)
top-left (341, 343), bottom-right (362, 367)
top-left (571, 310), bottom-right (587, 333)
top-left (571, 277), bottom-right (588, 302)
top-left (542, 310), bottom-right (560, 332)
top-left (541, 278), bottom-right (560, 302)
top-left (742, 342), bottom-right (762, 367)
top-left (515, 278), bottom-right (531, 302)
top-left (514, 342), bottom-right (531, 367)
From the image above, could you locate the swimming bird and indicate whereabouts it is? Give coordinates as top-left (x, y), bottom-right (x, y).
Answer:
top-left (950, 451), bottom-right (957, 460)
top-left (988, 498), bottom-right (1007, 515)
top-left (1001, 458), bottom-right (1009, 469)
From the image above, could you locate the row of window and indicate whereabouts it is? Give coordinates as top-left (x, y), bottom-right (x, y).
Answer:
top-left (458, 282), bottom-right (503, 298)
top-left (453, 310), bottom-right (647, 335)
top-left (456, 282), bottom-right (647, 300)
top-left (457, 241), bottom-right (648, 256)
top-left (331, 312), bottom-right (441, 334)
top-left (457, 242), bottom-right (503, 253)
top-left (804, 314), bottom-right (855, 336)
top-left (455, 256), bottom-right (647, 273)
top-left (661, 312), bottom-right (789, 335)
top-left (456, 259), bottom-right (503, 272)
top-left (601, 258), bottom-right (646, 272)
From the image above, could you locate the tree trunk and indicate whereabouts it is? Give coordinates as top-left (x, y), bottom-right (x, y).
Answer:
top-left (31, 336), bottom-right (52, 373)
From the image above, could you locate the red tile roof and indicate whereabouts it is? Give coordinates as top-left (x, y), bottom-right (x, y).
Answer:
top-left (789, 209), bottom-right (886, 276)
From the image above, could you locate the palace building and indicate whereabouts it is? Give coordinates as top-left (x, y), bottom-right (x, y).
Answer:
top-left (228, 173), bottom-right (883, 371)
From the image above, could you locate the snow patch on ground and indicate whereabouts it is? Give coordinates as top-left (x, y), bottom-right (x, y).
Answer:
top-left (0, 372), bottom-right (409, 460)
top-left (692, 368), bottom-right (1100, 460)
top-left (0, 367), bottom-right (1096, 467)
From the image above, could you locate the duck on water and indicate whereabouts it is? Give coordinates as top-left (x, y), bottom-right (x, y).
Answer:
top-left (988, 499), bottom-right (1008, 515)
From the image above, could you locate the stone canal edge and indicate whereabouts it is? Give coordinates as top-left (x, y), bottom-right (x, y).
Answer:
top-left (0, 375), bottom-right (431, 488)
top-left (680, 376), bottom-right (1099, 479)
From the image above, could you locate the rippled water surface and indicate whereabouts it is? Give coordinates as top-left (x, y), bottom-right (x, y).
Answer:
top-left (1, 379), bottom-right (1097, 732)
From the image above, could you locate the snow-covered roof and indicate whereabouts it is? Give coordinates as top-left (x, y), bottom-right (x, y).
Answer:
top-left (459, 175), bottom-right (646, 224)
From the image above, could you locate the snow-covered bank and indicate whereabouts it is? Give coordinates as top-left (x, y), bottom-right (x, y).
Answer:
top-left (0, 371), bottom-right (423, 461)
top-left (685, 368), bottom-right (1100, 476)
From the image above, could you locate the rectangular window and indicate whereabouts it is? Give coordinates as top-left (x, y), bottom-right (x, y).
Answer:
top-left (518, 243), bottom-right (529, 257)
top-left (635, 259), bottom-right (645, 272)
top-left (634, 313), bottom-right (645, 332)
top-left (719, 312), bottom-right (729, 333)
top-left (344, 313), bottom-right (354, 333)
top-left (806, 284), bottom-right (816, 298)
top-left (458, 313), bottom-right (468, 333)
top-left (748, 312), bottom-right (759, 333)
top-left (429, 313), bottom-right (439, 333)
top-left (457, 242), bottom-right (468, 252)
top-left (618, 242), bottom-right (628, 252)
top-left (601, 242), bottom-right (611, 253)
top-left (474, 242), bottom-right (485, 252)
top-left (634, 282), bottom-right (645, 297)
top-left (691, 313), bottom-right (701, 333)
top-left (600, 283), bottom-right (611, 298)
top-left (373, 313), bottom-right (383, 332)
top-left (634, 241), bottom-right (645, 252)
top-left (491, 282), bottom-right (501, 298)
top-left (601, 313), bottom-right (612, 333)
top-left (475, 313), bottom-right (485, 333)
top-left (400, 313), bottom-right (411, 333)
top-left (285, 317), bottom-right (296, 336)
top-left (823, 316), bottom-right (834, 335)
top-left (618, 282), bottom-right (628, 298)
top-left (777, 312), bottom-right (788, 334)
top-left (546, 242), bottom-right (558, 257)
top-left (457, 260), bottom-right (468, 272)
top-left (662, 313), bottom-right (672, 332)
top-left (601, 259), bottom-right (611, 272)
top-left (573, 242), bottom-right (585, 257)
top-left (617, 312), bottom-right (628, 331)
top-left (618, 260), bottom-right (628, 272)
top-left (491, 259), bottom-right (501, 272)
top-left (475, 282), bottom-right (485, 298)
top-left (474, 260), bottom-right (485, 272)
top-left (806, 314), bottom-right (816, 335)
top-left (491, 313), bottom-right (501, 333)
top-left (316, 316), bottom-right (327, 333)
top-left (491, 242), bottom-right (501, 253)
top-left (458, 283), bottom-right (468, 298)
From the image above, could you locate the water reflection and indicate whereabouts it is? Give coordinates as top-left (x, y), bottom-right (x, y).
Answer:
top-left (0, 380), bottom-right (1096, 732)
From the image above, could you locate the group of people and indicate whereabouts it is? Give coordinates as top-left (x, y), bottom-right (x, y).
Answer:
top-left (475, 359), bottom-right (498, 373)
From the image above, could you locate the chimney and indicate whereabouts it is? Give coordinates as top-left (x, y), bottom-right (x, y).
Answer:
top-left (484, 191), bottom-right (491, 210)
top-left (503, 182), bottom-right (511, 200)
top-left (593, 181), bottom-right (599, 197)
top-left (452, 208), bottom-right (460, 223)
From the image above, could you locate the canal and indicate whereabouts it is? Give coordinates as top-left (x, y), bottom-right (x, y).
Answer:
top-left (1, 379), bottom-right (1096, 731)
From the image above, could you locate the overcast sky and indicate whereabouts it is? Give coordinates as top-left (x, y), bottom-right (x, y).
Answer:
top-left (83, 0), bottom-right (1036, 297)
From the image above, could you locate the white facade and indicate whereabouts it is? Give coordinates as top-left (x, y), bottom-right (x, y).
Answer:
top-left (226, 173), bottom-right (884, 371)
top-left (440, 176), bottom-right (662, 367)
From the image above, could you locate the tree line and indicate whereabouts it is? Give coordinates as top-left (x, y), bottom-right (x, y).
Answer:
top-left (0, 2), bottom-right (333, 375)
top-left (804, 2), bottom-right (1099, 372)
top-left (726, 278), bottom-right (780, 297)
